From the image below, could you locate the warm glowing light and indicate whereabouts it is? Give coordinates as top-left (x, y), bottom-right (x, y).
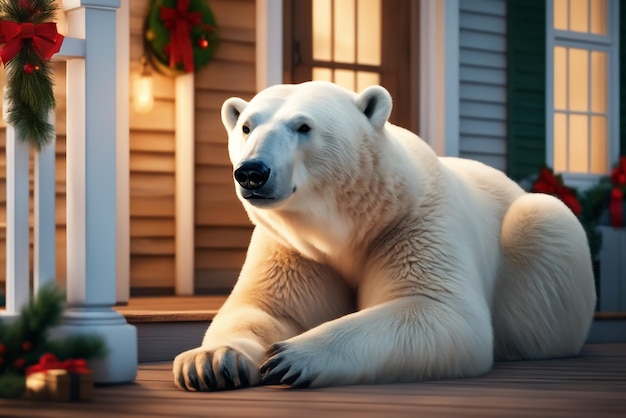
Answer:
top-left (134, 56), bottom-right (154, 114)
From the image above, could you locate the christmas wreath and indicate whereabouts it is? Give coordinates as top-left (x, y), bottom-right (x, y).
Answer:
top-left (0, 0), bottom-right (64, 149)
top-left (144, 0), bottom-right (218, 75)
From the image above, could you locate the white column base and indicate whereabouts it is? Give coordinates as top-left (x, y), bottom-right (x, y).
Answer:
top-left (55, 309), bottom-right (137, 384)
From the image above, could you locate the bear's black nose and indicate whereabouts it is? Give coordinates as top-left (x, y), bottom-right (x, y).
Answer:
top-left (234, 160), bottom-right (271, 190)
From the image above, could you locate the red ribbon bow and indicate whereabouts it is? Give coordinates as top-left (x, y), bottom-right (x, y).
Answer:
top-left (159, 0), bottom-right (201, 73)
top-left (609, 157), bottom-right (626, 228)
top-left (532, 168), bottom-right (582, 216)
top-left (26, 353), bottom-right (90, 376)
top-left (0, 20), bottom-right (64, 65)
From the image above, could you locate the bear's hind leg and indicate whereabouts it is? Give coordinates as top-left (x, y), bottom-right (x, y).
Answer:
top-left (494, 193), bottom-right (596, 360)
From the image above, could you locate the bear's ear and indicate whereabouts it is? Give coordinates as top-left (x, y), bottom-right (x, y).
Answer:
top-left (221, 97), bottom-right (249, 132)
top-left (355, 85), bottom-right (392, 131)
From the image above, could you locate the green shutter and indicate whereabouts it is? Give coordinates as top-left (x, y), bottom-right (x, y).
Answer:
top-left (612, 2), bottom-right (626, 157)
top-left (506, 0), bottom-right (546, 180)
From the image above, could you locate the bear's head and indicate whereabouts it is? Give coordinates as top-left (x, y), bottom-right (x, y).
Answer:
top-left (221, 81), bottom-right (393, 215)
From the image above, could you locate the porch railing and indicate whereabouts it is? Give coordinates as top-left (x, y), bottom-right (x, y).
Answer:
top-left (1, 0), bottom-right (136, 384)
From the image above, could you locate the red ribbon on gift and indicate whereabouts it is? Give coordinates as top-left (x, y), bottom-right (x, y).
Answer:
top-left (0, 20), bottom-right (64, 65)
top-left (532, 168), bottom-right (583, 216)
top-left (26, 353), bottom-right (90, 376)
top-left (608, 157), bottom-right (626, 228)
top-left (159, 0), bottom-right (201, 73)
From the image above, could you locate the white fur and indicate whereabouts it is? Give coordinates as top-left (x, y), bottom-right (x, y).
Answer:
top-left (173, 81), bottom-right (596, 391)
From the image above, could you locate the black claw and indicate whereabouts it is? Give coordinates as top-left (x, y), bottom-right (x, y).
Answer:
top-left (259, 356), bottom-right (282, 375)
top-left (187, 365), bottom-right (200, 391)
top-left (261, 369), bottom-right (286, 386)
top-left (281, 370), bottom-right (301, 386)
top-left (177, 372), bottom-right (189, 391)
top-left (200, 354), bottom-right (217, 391)
top-left (221, 365), bottom-right (236, 389)
top-left (266, 343), bottom-right (286, 357)
top-left (238, 363), bottom-right (250, 387)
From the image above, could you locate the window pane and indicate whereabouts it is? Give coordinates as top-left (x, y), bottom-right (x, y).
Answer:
top-left (356, 71), bottom-right (380, 92)
top-left (591, 51), bottom-right (607, 112)
top-left (590, 116), bottom-right (608, 174)
top-left (334, 0), bottom-right (356, 63)
top-left (568, 48), bottom-right (588, 111)
top-left (554, 46), bottom-right (567, 110)
top-left (554, 0), bottom-right (568, 30)
top-left (554, 112), bottom-right (567, 172)
top-left (313, 0), bottom-right (332, 61)
top-left (312, 67), bottom-right (333, 82)
top-left (569, 114), bottom-right (589, 173)
top-left (570, 0), bottom-right (589, 33)
top-left (590, 0), bottom-right (608, 35)
top-left (357, 0), bottom-right (381, 65)
top-left (334, 69), bottom-right (356, 91)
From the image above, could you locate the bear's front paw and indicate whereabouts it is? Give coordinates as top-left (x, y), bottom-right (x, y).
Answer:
top-left (173, 345), bottom-right (260, 391)
top-left (259, 342), bottom-right (319, 388)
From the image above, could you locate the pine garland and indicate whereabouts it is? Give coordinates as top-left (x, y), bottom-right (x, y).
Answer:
top-left (0, 0), bottom-right (63, 149)
top-left (0, 284), bottom-right (106, 398)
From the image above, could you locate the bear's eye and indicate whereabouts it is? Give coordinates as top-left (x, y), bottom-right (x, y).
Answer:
top-left (297, 124), bottom-right (311, 134)
top-left (242, 125), bottom-right (250, 135)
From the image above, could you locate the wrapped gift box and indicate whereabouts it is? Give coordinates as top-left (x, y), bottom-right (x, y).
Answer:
top-left (26, 368), bottom-right (93, 402)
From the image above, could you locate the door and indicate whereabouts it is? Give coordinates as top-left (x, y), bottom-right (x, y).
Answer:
top-left (283, 0), bottom-right (419, 131)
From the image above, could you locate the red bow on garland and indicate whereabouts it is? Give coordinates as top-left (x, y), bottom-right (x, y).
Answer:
top-left (609, 157), bottom-right (626, 228)
top-left (159, 0), bottom-right (201, 73)
top-left (532, 168), bottom-right (583, 216)
top-left (0, 20), bottom-right (64, 65)
top-left (26, 353), bottom-right (90, 376)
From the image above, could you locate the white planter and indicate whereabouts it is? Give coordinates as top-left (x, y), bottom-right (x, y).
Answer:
top-left (598, 226), bottom-right (626, 312)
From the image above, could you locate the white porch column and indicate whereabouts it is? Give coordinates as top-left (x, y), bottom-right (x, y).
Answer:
top-left (57, 0), bottom-right (137, 384)
top-left (3, 122), bottom-right (30, 315)
top-left (256, 0), bottom-right (283, 90)
top-left (175, 73), bottom-right (195, 295)
top-left (419, 0), bottom-right (459, 157)
top-left (34, 112), bottom-right (57, 292)
top-left (116, 0), bottom-right (130, 303)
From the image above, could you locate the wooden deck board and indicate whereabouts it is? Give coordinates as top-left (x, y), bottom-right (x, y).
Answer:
top-left (1, 344), bottom-right (625, 417)
top-left (115, 295), bottom-right (225, 322)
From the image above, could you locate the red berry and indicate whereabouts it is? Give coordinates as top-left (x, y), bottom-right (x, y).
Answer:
top-left (197, 38), bottom-right (209, 48)
top-left (22, 341), bottom-right (33, 352)
top-left (14, 358), bottom-right (26, 369)
top-left (0, 343), bottom-right (6, 355)
top-left (23, 63), bottom-right (35, 74)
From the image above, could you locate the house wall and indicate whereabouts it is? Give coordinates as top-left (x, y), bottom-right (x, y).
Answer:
top-left (0, 1), bottom-right (256, 296)
top-left (194, 0), bottom-right (256, 293)
top-left (128, 1), bottom-right (177, 294)
top-left (458, 0), bottom-right (508, 172)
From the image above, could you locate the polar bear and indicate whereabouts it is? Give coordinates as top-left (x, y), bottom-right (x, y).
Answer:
top-left (173, 81), bottom-right (596, 391)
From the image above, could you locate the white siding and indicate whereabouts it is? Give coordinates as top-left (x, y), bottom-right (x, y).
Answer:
top-left (459, 0), bottom-right (507, 171)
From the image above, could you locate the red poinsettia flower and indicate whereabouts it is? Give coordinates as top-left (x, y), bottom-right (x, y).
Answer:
top-left (531, 167), bottom-right (582, 216)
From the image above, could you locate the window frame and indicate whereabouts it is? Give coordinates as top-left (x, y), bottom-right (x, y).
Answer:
top-left (546, 0), bottom-right (620, 189)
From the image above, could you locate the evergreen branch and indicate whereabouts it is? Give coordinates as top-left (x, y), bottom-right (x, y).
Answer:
top-left (0, 0), bottom-right (58, 23)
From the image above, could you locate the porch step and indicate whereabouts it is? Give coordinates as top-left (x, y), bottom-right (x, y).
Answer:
top-left (115, 296), bottom-right (225, 363)
top-left (115, 296), bottom-right (626, 363)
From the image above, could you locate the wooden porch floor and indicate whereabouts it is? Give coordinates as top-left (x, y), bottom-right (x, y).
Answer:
top-left (1, 343), bottom-right (625, 417)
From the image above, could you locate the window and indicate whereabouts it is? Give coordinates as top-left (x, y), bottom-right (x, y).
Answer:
top-left (547, 0), bottom-right (619, 183)
top-left (285, 0), bottom-right (418, 129)
top-left (310, 0), bottom-right (382, 92)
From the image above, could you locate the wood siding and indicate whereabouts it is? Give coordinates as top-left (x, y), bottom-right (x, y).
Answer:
top-left (194, 0), bottom-right (256, 293)
top-left (459, 0), bottom-right (508, 172)
top-left (129, 0), bottom-right (177, 292)
top-left (0, 1), bottom-right (179, 293)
